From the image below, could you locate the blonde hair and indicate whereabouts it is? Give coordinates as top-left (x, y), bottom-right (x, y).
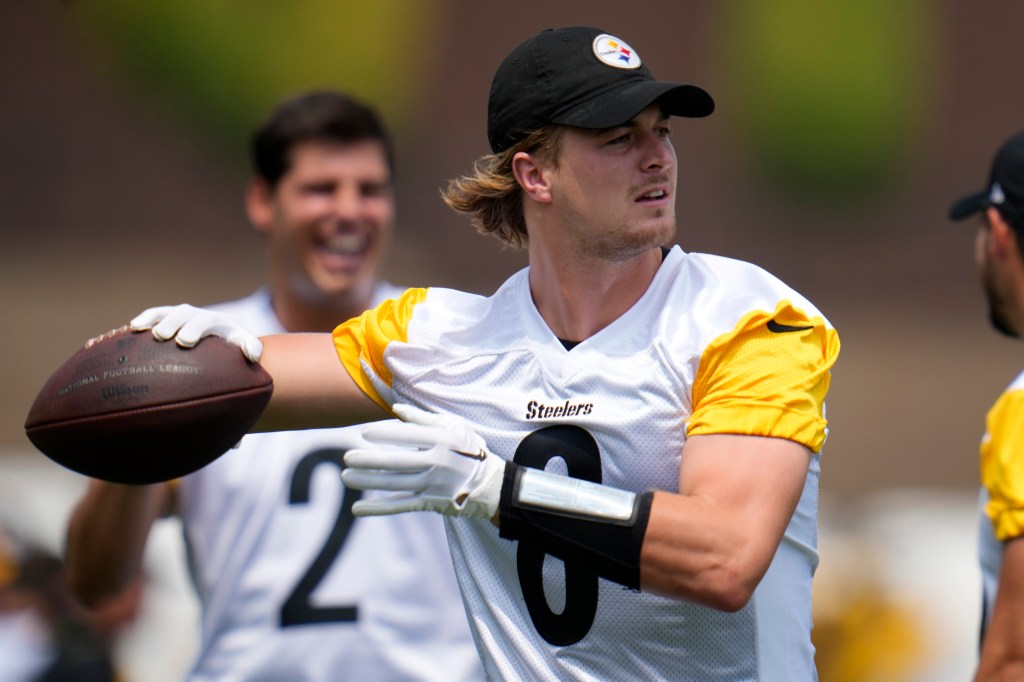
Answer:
top-left (441, 127), bottom-right (562, 249)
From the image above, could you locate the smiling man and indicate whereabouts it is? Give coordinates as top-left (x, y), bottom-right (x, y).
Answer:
top-left (64, 91), bottom-right (483, 682)
top-left (120, 27), bottom-right (839, 681)
top-left (246, 99), bottom-right (394, 332)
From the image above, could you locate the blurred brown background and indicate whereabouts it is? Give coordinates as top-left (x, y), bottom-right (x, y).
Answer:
top-left (2, 1), bottom-right (1023, 679)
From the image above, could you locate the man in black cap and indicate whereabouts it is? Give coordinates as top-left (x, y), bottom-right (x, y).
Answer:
top-left (119, 27), bottom-right (840, 680)
top-left (949, 129), bottom-right (1024, 680)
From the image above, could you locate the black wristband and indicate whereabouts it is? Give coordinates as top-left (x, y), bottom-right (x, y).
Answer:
top-left (498, 463), bottom-right (654, 590)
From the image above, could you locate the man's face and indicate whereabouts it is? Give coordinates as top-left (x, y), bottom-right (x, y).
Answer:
top-left (975, 212), bottom-right (1020, 338)
top-left (546, 103), bottom-right (678, 260)
top-left (250, 139), bottom-right (394, 307)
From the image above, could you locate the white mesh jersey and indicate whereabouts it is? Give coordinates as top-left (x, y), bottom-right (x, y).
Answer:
top-left (332, 246), bottom-right (840, 681)
top-left (176, 287), bottom-right (484, 682)
top-left (976, 370), bottom-right (1024, 638)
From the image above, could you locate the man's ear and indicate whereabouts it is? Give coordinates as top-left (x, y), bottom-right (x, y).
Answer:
top-left (245, 177), bottom-right (274, 234)
top-left (987, 206), bottom-right (1018, 259)
top-left (512, 152), bottom-right (552, 204)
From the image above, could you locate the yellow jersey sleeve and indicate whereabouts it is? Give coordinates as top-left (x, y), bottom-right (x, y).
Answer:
top-left (981, 387), bottom-right (1024, 541)
top-left (332, 287), bottom-right (428, 412)
top-left (687, 300), bottom-right (840, 452)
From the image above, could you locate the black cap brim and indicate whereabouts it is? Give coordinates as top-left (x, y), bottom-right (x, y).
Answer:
top-left (551, 81), bottom-right (714, 131)
top-left (949, 190), bottom-right (986, 221)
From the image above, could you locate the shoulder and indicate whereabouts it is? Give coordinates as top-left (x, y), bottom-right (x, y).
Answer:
top-left (987, 372), bottom-right (1024, 426)
top-left (337, 273), bottom-right (528, 368)
top-left (206, 289), bottom-right (279, 334)
top-left (1005, 370), bottom-right (1024, 393)
top-left (206, 289), bottom-right (267, 314)
top-left (336, 285), bottom-right (495, 348)
top-left (667, 249), bottom-right (834, 334)
top-left (371, 281), bottom-right (410, 306)
top-left (680, 251), bottom-right (822, 308)
top-left (377, 275), bottom-right (518, 331)
top-left (986, 371), bottom-right (1024, 421)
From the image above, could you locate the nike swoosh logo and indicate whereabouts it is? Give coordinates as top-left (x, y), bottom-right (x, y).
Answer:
top-left (767, 319), bottom-right (813, 333)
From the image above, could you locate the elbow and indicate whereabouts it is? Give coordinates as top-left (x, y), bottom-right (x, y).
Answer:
top-left (684, 548), bottom-right (765, 612)
top-left (699, 540), bottom-right (775, 612)
top-left (64, 568), bottom-right (111, 609)
top-left (640, 519), bottom-right (770, 610)
top-left (646, 559), bottom-right (759, 611)
top-left (67, 577), bottom-right (134, 611)
top-left (63, 558), bottom-right (132, 609)
top-left (710, 584), bottom-right (756, 613)
top-left (700, 567), bottom-right (758, 612)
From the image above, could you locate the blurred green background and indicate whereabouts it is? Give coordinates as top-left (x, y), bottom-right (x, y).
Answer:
top-left (69, 0), bottom-right (439, 158)
top-left (3, 1), bottom-right (1023, 680)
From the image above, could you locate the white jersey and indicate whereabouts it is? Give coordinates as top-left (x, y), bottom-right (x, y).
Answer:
top-left (333, 247), bottom-right (840, 681)
top-left (177, 287), bottom-right (483, 682)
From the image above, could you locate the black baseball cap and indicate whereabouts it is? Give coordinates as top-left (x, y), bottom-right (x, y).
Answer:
top-left (487, 26), bottom-right (715, 154)
top-left (949, 129), bottom-right (1024, 224)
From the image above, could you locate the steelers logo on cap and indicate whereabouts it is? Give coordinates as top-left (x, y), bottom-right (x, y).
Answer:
top-left (592, 34), bottom-right (642, 70)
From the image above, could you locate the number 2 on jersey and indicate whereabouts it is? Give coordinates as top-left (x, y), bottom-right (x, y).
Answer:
top-left (280, 448), bottom-right (361, 627)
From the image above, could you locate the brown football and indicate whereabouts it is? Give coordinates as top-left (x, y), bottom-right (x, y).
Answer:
top-left (25, 327), bottom-right (273, 484)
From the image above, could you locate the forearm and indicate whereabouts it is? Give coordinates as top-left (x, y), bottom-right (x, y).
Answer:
top-left (64, 481), bottom-right (170, 607)
top-left (254, 333), bottom-right (388, 432)
top-left (497, 434), bottom-right (808, 609)
top-left (639, 491), bottom-right (772, 611)
top-left (498, 470), bottom-right (773, 610)
top-left (639, 434), bottom-right (811, 608)
top-left (975, 537), bottom-right (1024, 681)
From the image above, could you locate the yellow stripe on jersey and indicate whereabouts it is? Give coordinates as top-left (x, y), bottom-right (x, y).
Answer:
top-left (981, 387), bottom-right (1024, 541)
top-left (332, 287), bottom-right (428, 412)
top-left (688, 300), bottom-right (839, 452)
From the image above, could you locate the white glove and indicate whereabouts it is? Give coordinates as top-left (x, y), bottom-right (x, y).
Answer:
top-left (341, 404), bottom-right (506, 519)
top-left (130, 304), bottom-right (263, 363)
